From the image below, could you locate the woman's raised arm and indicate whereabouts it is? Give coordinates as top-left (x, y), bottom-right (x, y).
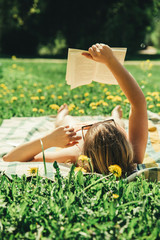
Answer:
top-left (82, 44), bottom-right (148, 163)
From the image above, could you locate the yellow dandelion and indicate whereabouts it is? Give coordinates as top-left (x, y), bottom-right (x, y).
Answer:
top-left (32, 108), bottom-right (38, 112)
top-left (93, 96), bottom-right (97, 100)
top-left (92, 106), bottom-right (97, 110)
top-left (84, 92), bottom-right (89, 97)
top-left (58, 83), bottom-right (63, 87)
top-left (68, 103), bottom-right (75, 111)
top-left (11, 96), bottom-right (18, 101)
top-left (156, 103), bottom-right (160, 107)
top-left (102, 102), bottom-right (108, 106)
top-left (74, 167), bottom-right (87, 173)
top-left (27, 167), bottom-right (38, 176)
top-left (31, 96), bottom-right (39, 100)
top-left (63, 92), bottom-right (68, 96)
top-left (146, 59), bottom-right (150, 63)
top-left (90, 102), bottom-right (96, 107)
top-left (108, 164), bottom-right (122, 177)
top-left (112, 96), bottom-right (122, 102)
top-left (33, 83), bottom-right (38, 87)
top-left (51, 94), bottom-right (55, 98)
top-left (78, 155), bottom-right (89, 162)
top-left (40, 96), bottom-right (45, 100)
top-left (74, 95), bottom-right (78, 99)
top-left (146, 96), bottom-right (153, 101)
top-left (107, 95), bottom-right (114, 100)
top-left (12, 64), bottom-right (17, 69)
top-left (148, 73), bottom-right (152, 77)
top-left (151, 92), bottom-right (159, 97)
top-left (58, 96), bottom-right (62, 99)
top-left (148, 63), bottom-right (153, 70)
top-left (124, 99), bottom-right (129, 103)
top-left (80, 100), bottom-right (85, 104)
top-left (0, 94), bottom-right (2, 98)
top-left (148, 105), bottom-right (154, 109)
top-left (37, 89), bottom-right (42, 93)
top-left (79, 109), bottom-right (84, 114)
top-left (17, 85), bottom-right (22, 89)
top-left (112, 194), bottom-right (119, 199)
top-left (20, 94), bottom-right (24, 98)
top-left (49, 104), bottom-right (59, 110)
top-left (39, 109), bottom-right (44, 113)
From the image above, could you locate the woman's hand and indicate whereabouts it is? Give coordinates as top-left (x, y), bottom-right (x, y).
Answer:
top-left (48, 126), bottom-right (82, 148)
top-left (82, 44), bottom-right (114, 64)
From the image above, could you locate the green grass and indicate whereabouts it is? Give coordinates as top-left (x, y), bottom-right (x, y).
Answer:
top-left (0, 164), bottom-right (160, 240)
top-left (0, 58), bottom-right (160, 239)
top-left (0, 58), bottom-right (160, 123)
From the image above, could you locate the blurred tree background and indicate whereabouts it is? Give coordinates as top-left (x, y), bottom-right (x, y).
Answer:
top-left (0, 0), bottom-right (160, 57)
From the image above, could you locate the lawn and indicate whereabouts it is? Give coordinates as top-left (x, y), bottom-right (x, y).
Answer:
top-left (0, 58), bottom-right (160, 123)
top-left (0, 58), bottom-right (160, 239)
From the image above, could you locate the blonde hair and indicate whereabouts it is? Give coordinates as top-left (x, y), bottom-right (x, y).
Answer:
top-left (83, 122), bottom-right (135, 177)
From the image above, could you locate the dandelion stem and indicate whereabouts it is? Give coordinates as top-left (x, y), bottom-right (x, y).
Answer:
top-left (40, 139), bottom-right (47, 176)
top-left (83, 173), bottom-right (112, 191)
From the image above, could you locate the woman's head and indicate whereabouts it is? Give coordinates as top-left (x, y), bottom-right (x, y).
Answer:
top-left (83, 121), bottom-right (135, 177)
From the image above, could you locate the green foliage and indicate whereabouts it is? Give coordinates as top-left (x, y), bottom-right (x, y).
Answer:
top-left (0, 0), bottom-right (160, 55)
top-left (0, 168), bottom-right (160, 239)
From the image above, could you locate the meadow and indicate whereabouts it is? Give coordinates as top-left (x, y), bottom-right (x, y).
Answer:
top-left (0, 57), bottom-right (160, 239)
top-left (0, 57), bottom-right (160, 123)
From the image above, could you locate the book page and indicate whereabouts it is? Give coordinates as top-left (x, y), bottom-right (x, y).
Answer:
top-left (94, 48), bottom-right (127, 84)
top-left (66, 49), bottom-right (96, 89)
top-left (66, 48), bottom-right (127, 89)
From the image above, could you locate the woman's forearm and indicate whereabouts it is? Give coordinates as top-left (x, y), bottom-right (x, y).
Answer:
top-left (105, 56), bottom-right (146, 108)
top-left (3, 135), bottom-right (51, 162)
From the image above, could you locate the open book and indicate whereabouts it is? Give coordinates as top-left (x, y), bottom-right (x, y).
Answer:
top-left (66, 48), bottom-right (127, 89)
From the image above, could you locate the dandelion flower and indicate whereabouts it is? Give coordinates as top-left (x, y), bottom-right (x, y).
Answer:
top-left (113, 194), bottom-right (119, 199)
top-left (79, 109), bottom-right (84, 114)
top-left (40, 96), bottom-right (45, 100)
top-left (32, 108), bottom-right (38, 112)
top-left (58, 96), bottom-right (62, 99)
top-left (11, 96), bottom-right (18, 101)
top-left (148, 105), bottom-right (154, 109)
top-left (146, 96), bottom-right (153, 101)
top-left (51, 94), bottom-right (55, 98)
top-left (49, 104), bottom-right (59, 110)
top-left (74, 167), bottom-right (87, 173)
top-left (37, 89), bottom-right (42, 93)
top-left (27, 167), bottom-right (38, 176)
top-left (12, 64), bottom-right (17, 69)
top-left (108, 164), bottom-right (122, 177)
top-left (39, 109), bottom-right (45, 113)
top-left (31, 96), bottom-right (39, 100)
top-left (20, 94), bottom-right (24, 98)
top-left (148, 73), bottom-right (152, 77)
top-left (84, 92), bottom-right (89, 97)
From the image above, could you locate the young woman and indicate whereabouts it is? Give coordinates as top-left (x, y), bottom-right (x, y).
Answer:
top-left (3, 44), bottom-right (148, 177)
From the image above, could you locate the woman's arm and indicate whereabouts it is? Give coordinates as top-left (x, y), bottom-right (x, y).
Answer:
top-left (82, 44), bottom-right (148, 164)
top-left (3, 126), bottom-right (81, 162)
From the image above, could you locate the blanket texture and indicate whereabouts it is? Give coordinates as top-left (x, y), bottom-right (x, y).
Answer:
top-left (0, 112), bottom-right (160, 182)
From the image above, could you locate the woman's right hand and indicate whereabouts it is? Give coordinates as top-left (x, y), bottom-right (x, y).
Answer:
top-left (48, 126), bottom-right (82, 148)
top-left (82, 44), bottom-right (114, 64)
